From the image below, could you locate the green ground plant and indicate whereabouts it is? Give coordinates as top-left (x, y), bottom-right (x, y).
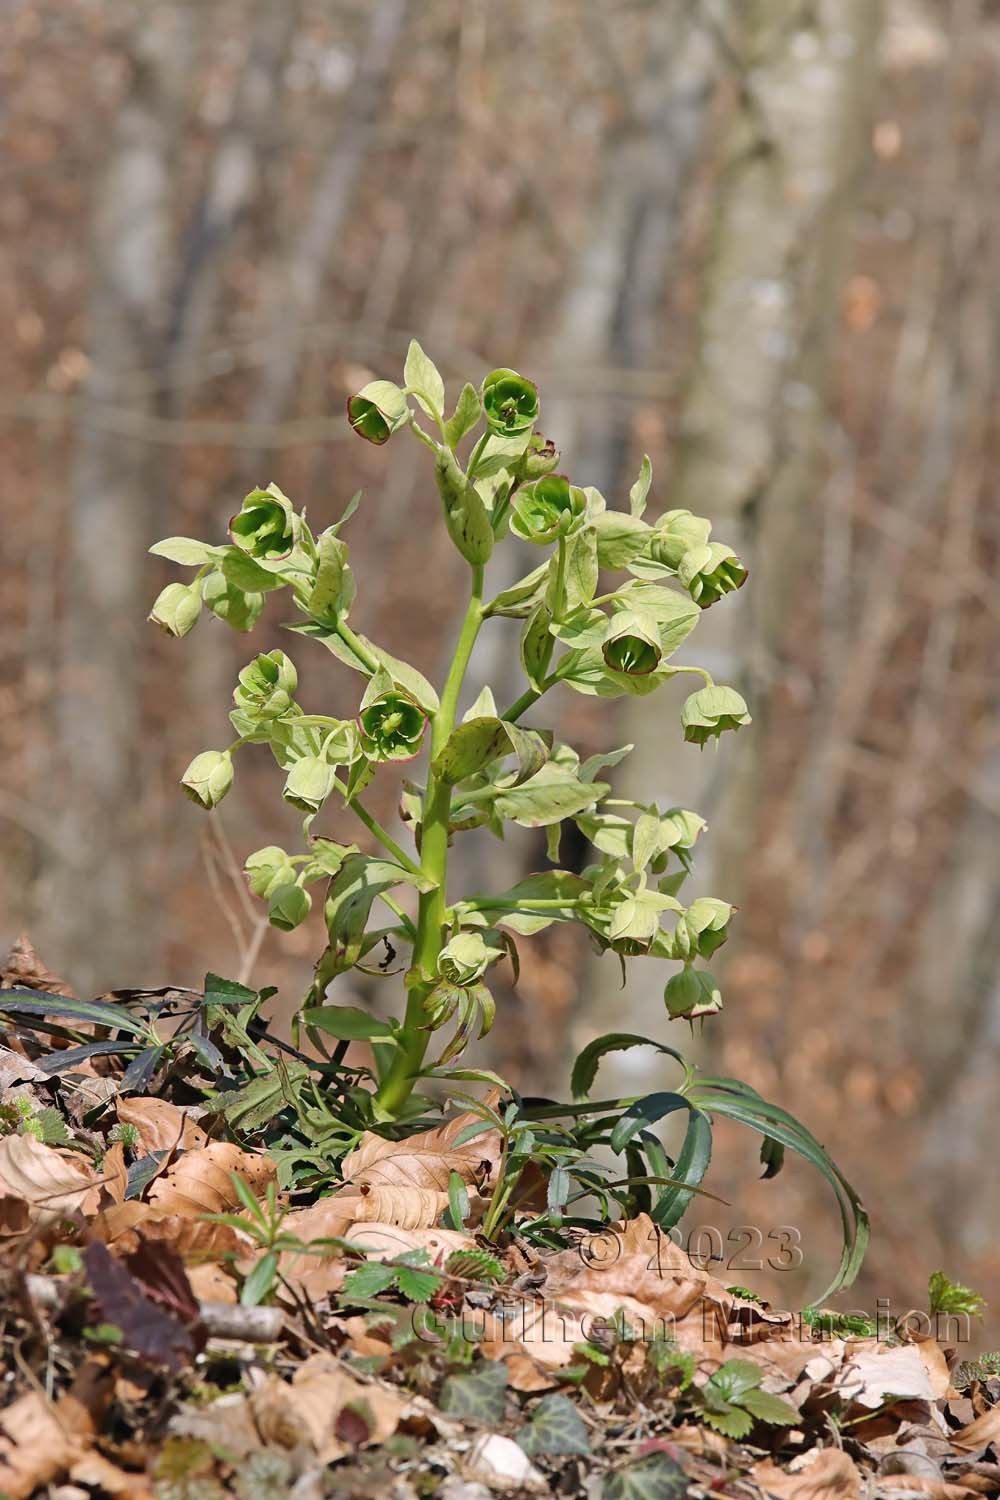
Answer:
top-left (145, 342), bottom-right (868, 1301)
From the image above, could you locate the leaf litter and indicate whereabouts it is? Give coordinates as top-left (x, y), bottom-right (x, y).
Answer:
top-left (1, 941), bottom-right (997, 1498)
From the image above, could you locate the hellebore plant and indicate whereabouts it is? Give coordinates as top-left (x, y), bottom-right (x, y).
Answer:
top-left (150, 342), bottom-right (868, 1301)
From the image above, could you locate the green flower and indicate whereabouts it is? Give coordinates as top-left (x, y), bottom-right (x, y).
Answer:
top-left (229, 484), bottom-right (298, 563)
top-left (511, 434), bottom-right (560, 482)
top-left (509, 474), bottom-right (584, 545)
top-left (347, 379), bottom-right (409, 445)
top-left (681, 686), bottom-right (751, 746)
top-left (437, 931), bottom-right (491, 986)
top-left (673, 898), bottom-right (733, 961)
top-left (645, 510), bottom-right (712, 570)
top-left (678, 542), bottom-right (747, 608)
top-left (283, 755), bottom-right (338, 814)
top-left (148, 581), bottom-right (201, 638)
top-left (201, 571), bottom-right (264, 632)
top-left (181, 750), bottom-right (234, 810)
top-left (481, 368), bottom-right (539, 435)
top-left (664, 967), bottom-right (722, 1020)
top-left (602, 610), bottom-right (662, 677)
top-left (267, 883), bottom-right (312, 932)
top-left (233, 650), bottom-right (298, 722)
top-left (244, 846), bottom-right (295, 900)
top-left (359, 689), bottom-right (426, 762)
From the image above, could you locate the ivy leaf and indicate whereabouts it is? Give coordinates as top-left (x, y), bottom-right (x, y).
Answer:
top-left (517, 1394), bottom-right (590, 1457)
top-left (439, 1361), bottom-right (508, 1425)
top-left (404, 338), bottom-right (446, 419)
top-left (445, 382), bottom-right (481, 447)
top-left (601, 1455), bottom-right (687, 1500)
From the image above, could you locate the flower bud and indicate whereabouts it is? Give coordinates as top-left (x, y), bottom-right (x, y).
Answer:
top-left (360, 690), bottom-right (426, 762)
top-left (645, 510), bottom-right (712, 570)
top-left (244, 845), bottom-right (295, 899)
top-left (664, 967), bottom-right (722, 1020)
top-left (509, 474), bottom-right (585, 545)
top-left (149, 581), bottom-right (201, 638)
top-left (229, 484), bottom-right (298, 563)
top-left (602, 609), bottom-right (662, 677)
top-left (681, 686), bottom-right (751, 746)
top-left (283, 755), bottom-right (338, 814)
top-left (181, 750), bottom-right (234, 810)
top-left (201, 571), bottom-right (265, 632)
top-left (437, 931), bottom-right (491, 986)
top-left (234, 650), bottom-right (298, 722)
top-left (481, 368), bottom-right (539, 435)
top-left (511, 434), bottom-right (560, 482)
top-left (347, 380), bottom-right (409, 445)
top-left (678, 542), bottom-right (747, 608)
top-left (267, 882), bottom-right (312, 932)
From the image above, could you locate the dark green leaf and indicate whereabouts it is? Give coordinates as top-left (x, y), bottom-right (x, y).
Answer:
top-left (601, 1453), bottom-right (688, 1500)
top-left (571, 1033), bottom-right (685, 1100)
top-left (439, 1361), bottom-right (508, 1425)
top-left (517, 1394), bottom-right (590, 1457)
top-left (0, 990), bottom-right (149, 1038)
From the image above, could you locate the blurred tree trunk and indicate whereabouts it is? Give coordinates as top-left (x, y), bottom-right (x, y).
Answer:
top-left (578, 0), bottom-right (883, 1096)
top-left (48, 12), bottom-right (195, 992)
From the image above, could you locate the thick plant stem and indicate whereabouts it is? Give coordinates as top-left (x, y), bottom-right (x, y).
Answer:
top-left (374, 566), bottom-right (485, 1118)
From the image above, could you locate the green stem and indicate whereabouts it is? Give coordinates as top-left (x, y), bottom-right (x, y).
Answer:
top-left (333, 617), bottom-right (381, 676)
top-left (374, 566), bottom-right (486, 1118)
top-left (330, 778), bottom-right (422, 878)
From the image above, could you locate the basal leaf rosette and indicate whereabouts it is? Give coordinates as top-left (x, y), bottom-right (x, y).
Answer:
top-left (481, 367), bottom-right (539, 435)
top-left (665, 966), bottom-right (723, 1020)
top-left (180, 750), bottom-right (234, 810)
top-left (233, 650), bottom-right (298, 723)
top-left (601, 609), bottom-right (662, 677)
top-left (678, 542), bottom-right (748, 608)
top-left (229, 483), bottom-right (300, 566)
top-left (510, 474), bottom-right (585, 545)
top-left (347, 379), bottom-right (409, 445)
top-left (682, 685), bottom-right (751, 746)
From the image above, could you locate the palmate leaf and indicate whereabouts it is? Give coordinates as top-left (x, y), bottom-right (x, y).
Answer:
top-left (517, 1394), bottom-right (590, 1457)
top-left (600, 1453), bottom-right (689, 1500)
top-left (688, 1076), bottom-right (869, 1304)
top-left (439, 1361), bottom-right (508, 1425)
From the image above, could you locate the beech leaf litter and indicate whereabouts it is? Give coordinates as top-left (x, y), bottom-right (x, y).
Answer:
top-left (0, 939), bottom-right (997, 1499)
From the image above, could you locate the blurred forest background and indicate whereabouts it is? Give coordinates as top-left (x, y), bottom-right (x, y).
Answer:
top-left (2, 0), bottom-right (998, 1335)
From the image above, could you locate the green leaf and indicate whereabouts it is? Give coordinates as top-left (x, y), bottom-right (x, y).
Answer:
top-left (928, 1270), bottom-right (987, 1320)
top-left (241, 1252), bottom-right (278, 1307)
top-left (610, 1091), bottom-right (691, 1154)
top-left (306, 530), bottom-right (355, 625)
top-left (478, 870), bottom-right (587, 935)
top-left (439, 1362), bottom-right (508, 1425)
top-left (394, 1265), bottom-right (443, 1303)
top-left (700, 1404), bottom-right (753, 1439)
top-left (445, 1170), bottom-right (470, 1231)
top-left (0, 990), bottom-right (149, 1038)
top-left (444, 1248), bottom-right (505, 1283)
top-left (220, 547), bottom-right (289, 593)
top-left (570, 1033), bottom-right (685, 1100)
top-left (593, 512), bottom-right (652, 568)
top-left (650, 1108), bottom-right (713, 1231)
top-left (519, 603), bottom-right (554, 691)
top-left (445, 382), bottom-right (481, 447)
top-left (288, 623), bottom-right (439, 712)
top-left (433, 717), bottom-right (548, 787)
top-left (517, 1394), bottom-right (590, 1457)
top-left (216, 1063), bottom-right (311, 1130)
top-left (300, 1006), bottom-right (398, 1043)
top-left (149, 537), bottom-right (221, 567)
top-left (484, 561), bottom-right (550, 618)
top-left (705, 1358), bottom-right (761, 1405)
top-left (560, 526), bottom-right (599, 612)
top-left (629, 455), bottom-right (653, 518)
top-left (601, 1453), bottom-right (688, 1500)
top-left (404, 338), bottom-right (445, 418)
top-left (493, 767), bottom-right (608, 828)
top-left (739, 1389), bottom-right (801, 1427)
top-left (342, 1260), bottom-right (398, 1300)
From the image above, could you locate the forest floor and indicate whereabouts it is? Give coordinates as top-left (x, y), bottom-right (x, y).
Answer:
top-left (1, 939), bottom-right (999, 1500)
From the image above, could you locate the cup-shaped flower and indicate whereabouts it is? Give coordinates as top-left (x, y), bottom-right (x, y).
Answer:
top-left (244, 845), bottom-right (295, 900)
top-left (602, 609), bottom-right (662, 677)
top-left (645, 510), bottom-right (712, 570)
top-left (267, 882), bottom-right (312, 932)
top-left (283, 754), bottom-right (338, 814)
top-left (181, 750), bottom-right (234, 810)
top-left (509, 474), bottom-right (584, 545)
top-left (359, 690), bottom-right (426, 762)
top-left (481, 368), bottom-right (539, 435)
top-left (512, 434), bottom-right (560, 482)
top-left (347, 379), bottom-right (409, 445)
top-left (678, 542), bottom-right (747, 608)
top-left (681, 685), bottom-right (752, 746)
top-left (234, 650), bottom-right (298, 722)
top-left (149, 581), bottom-right (201, 638)
top-left (437, 931), bottom-right (491, 986)
top-left (229, 485), bottom-right (298, 563)
top-left (664, 967), bottom-right (722, 1020)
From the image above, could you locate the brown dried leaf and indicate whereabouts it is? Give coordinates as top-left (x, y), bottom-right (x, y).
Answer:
top-left (99, 1141), bottom-right (128, 1207)
top-left (0, 1391), bottom-right (90, 1500)
top-left (353, 1183), bottom-right (450, 1229)
top-left (344, 1222), bottom-right (474, 1261)
top-left (342, 1103), bottom-right (502, 1197)
top-left (251, 1354), bottom-right (405, 1464)
top-left (68, 1449), bottom-right (153, 1499)
top-left (84, 1241), bottom-right (200, 1372)
top-left (754, 1447), bottom-right (860, 1498)
top-left (0, 934), bottom-right (75, 995)
top-left (952, 1406), bottom-right (1000, 1452)
top-left (0, 1133), bottom-right (99, 1225)
top-left (877, 1481), bottom-right (981, 1498)
top-left (147, 1141), bottom-right (275, 1217)
top-left (115, 1097), bottom-right (208, 1154)
top-left (842, 1340), bottom-right (941, 1409)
